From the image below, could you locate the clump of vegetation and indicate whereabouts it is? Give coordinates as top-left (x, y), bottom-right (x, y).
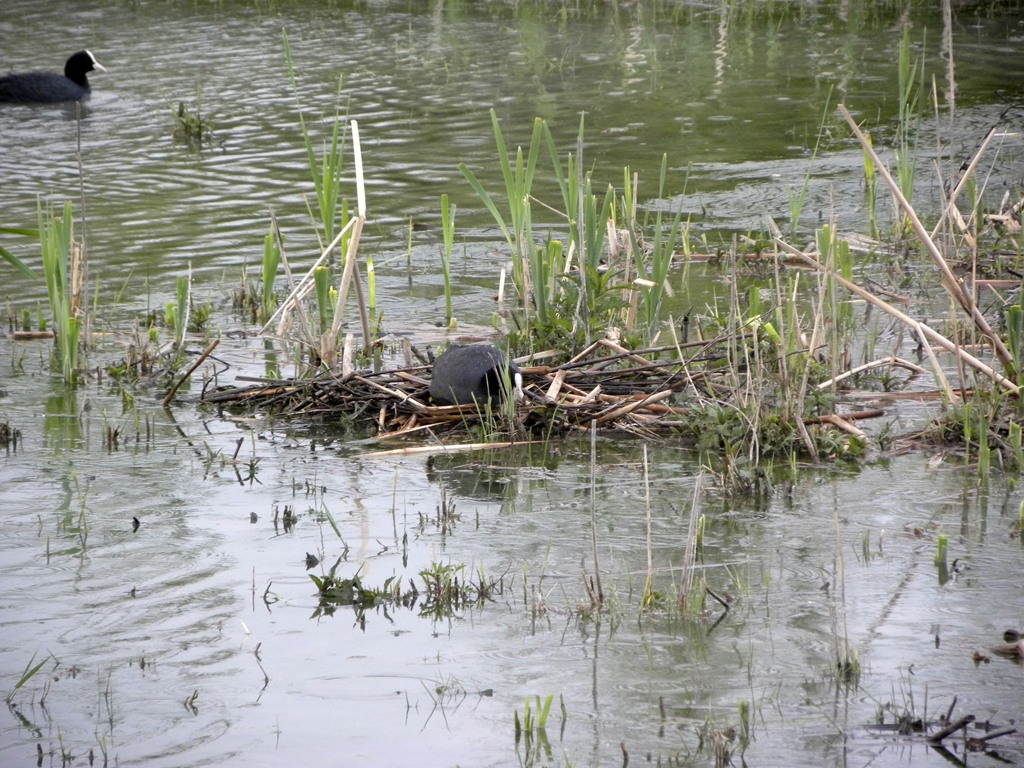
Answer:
top-left (170, 89), bottom-right (215, 148)
top-left (308, 553), bottom-right (506, 624)
top-left (39, 201), bottom-right (83, 384)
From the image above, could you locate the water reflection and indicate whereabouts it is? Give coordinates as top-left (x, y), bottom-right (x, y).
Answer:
top-left (43, 384), bottom-right (83, 451)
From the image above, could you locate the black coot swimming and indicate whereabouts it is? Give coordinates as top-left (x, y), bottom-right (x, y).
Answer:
top-left (0, 50), bottom-right (106, 103)
top-left (429, 344), bottom-right (522, 406)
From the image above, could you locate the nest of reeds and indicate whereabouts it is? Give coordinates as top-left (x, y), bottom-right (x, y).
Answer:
top-left (202, 336), bottom-right (709, 441)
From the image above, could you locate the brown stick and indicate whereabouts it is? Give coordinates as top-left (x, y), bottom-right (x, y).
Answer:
top-left (163, 338), bottom-right (221, 406)
top-left (592, 389), bottom-right (674, 425)
top-left (970, 727), bottom-right (1017, 744)
top-left (928, 714), bottom-right (975, 743)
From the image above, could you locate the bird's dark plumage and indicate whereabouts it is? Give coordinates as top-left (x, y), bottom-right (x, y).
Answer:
top-left (0, 50), bottom-right (106, 103)
top-left (429, 344), bottom-right (521, 406)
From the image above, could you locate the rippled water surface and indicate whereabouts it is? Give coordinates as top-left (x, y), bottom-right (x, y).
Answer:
top-left (3, 1), bottom-right (1024, 766)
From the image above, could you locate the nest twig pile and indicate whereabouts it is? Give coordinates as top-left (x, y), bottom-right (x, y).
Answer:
top-left (201, 336), bottom-right (720, 441)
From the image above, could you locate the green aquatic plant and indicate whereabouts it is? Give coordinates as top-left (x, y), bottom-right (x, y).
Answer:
top-left (628, 153), bottom-right (684, 336)
top-left (894, 25), bottom-right (923, 233)
top-left (313, 266), bottom-right (331, 336)
top-left (458, 110), bottom-right (543, 324)
top-left (934, 534), bottom-right (948, 567)
top-left (260, 222), bottom-right (281, 323)
top-left (5, 652), bottom-right (52, 704)
top-left (283, 29), bottom-right (348, 251)
top-left (514, 693), bottom-right (555, 760)
top-left (39, 201), bottom-right (82, 384)
top-left (169, 88), bottom-right (214, 148)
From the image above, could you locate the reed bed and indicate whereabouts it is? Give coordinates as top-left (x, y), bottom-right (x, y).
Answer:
top-left (196, 98), bottom-right (1024, 458)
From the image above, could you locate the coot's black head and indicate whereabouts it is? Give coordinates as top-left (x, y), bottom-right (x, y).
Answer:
top-left (64, 50), bottom-right (106, 87)
top-left (0, 50), bottom-right (106, 103)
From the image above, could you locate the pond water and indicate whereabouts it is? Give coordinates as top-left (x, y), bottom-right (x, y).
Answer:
top-left (2, 1), bottom-right (1024, 766)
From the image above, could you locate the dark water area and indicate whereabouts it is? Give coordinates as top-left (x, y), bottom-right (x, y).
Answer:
top-left (3, 1), bottom-right (1024, 767)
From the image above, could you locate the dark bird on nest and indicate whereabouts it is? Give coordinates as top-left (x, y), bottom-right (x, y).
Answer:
top-left (429, 344), bottom-right (522, 406)
top-left (0, 50), bottom-right (107, 103)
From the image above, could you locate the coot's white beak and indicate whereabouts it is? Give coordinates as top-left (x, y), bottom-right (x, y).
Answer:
top-left (86, 50), bottom-right (107, 73)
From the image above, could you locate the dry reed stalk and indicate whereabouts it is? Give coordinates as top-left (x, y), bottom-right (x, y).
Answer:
top-left (816, 356), bottom-right (927, 390)
top-left (262, 215), bottom-right (355, 336)
top-left (776, 239), bottom-right (1018, 395)
top-left (593, 389), bottom-right (674, 425)
top-left (930, 125), bottom-right (998, 242)
top-left (679, 475), bottom-right (702, 604)
top-left (598, 337), bottom-right (673, 375)
top-left (268, 211), bottom-right (309, 344)
top-left (350, 374), bottom-right (429, 413)
top-left (816, 414), bottom-right (867, 440)
top-left (327, 121), bottom-right (368, 354)
top-left (838, 104), bottom-right (1013, 370)
top-left (565, 339), bottom-right (605, 366)
top-left (163, 338), bottom-right (221, 406)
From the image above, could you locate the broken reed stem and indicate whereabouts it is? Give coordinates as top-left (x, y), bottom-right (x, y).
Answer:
top-left (837, 103), bottom-right (1013, 371)
top-left (268, 209), bottom-right (313, 345)
top-left (592, 389), bottom-right (674, 425)
top-left (816, 356), bottom-right (927, 391)
top-left (776, 239), bottom-right (1018, 395)
top-left (329, 121), bottom-right (370, 353)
